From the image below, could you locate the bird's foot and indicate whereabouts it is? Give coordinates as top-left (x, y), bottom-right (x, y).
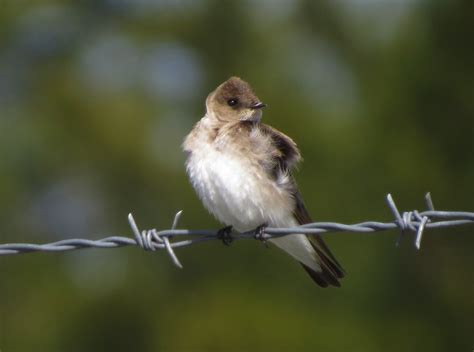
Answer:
top-left (217, 225), bottom-right (233, 246)
top-left (254, 223), bottom-right (269, 247)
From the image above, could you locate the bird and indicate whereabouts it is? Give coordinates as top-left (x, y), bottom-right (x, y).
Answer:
top-left (182, 76), bottom-right (344, 287)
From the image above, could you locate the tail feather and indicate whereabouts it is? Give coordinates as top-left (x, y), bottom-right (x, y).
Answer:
top-left (310, 236), bottom-right (345, 278)
top-left (301, 264), bottom-right (330, 288)
top-left (271, 232), bottom-right (344, 288)
top-left (292, 191), bottom-right (345, 287)
top-left (310, 235), bottom-right (345, 277)
top-left (301, 264), bottom-right (341, 287)
top-left (302, 236), bottom-right (344, 288)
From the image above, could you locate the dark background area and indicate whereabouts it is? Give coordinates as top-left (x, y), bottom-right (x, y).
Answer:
top-left (1, 0), bottom-right (473, 351)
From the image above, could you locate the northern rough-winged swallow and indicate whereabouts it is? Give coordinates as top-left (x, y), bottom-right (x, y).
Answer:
top-left (183, 77), bottom-right (344, 287)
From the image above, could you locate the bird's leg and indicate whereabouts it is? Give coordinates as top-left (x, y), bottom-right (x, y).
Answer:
top-left (217, 225), bottom-right (233, 246)
top-left (254, 223), bottom-right (269, 247)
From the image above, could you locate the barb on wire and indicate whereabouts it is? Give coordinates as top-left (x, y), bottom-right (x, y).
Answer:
top-left (386, 193), bottom-right (433, 249)
top-left (128, 211), bottom-right (184, 268)
top-left (0, 193), bottom-right (473, 268)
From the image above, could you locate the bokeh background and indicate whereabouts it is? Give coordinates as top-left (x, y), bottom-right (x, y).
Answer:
top-left (1, 0), bottom-right (473, 351)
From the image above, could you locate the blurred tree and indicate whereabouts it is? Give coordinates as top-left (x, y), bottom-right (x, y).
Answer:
top-left (0, 1), bottom-right (472, 351)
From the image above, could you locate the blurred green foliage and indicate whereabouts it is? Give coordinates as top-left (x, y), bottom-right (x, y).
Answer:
top-left (1, 0), bottom-right (473, 351)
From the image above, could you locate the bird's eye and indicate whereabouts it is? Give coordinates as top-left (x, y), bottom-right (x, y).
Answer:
top-left (227, 98), bottom-right (238, 106)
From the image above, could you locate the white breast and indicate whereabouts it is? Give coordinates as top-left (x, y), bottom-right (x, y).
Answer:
top-left (185, 131), bottom-right (294, 232)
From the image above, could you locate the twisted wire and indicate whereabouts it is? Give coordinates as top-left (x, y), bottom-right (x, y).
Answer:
top-left (1, 193), bottom-right (472, 268)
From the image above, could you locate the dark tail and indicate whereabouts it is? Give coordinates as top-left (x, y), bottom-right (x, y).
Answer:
top-left (292, 190), bottom-right (345, 287)
top-left (301, 235), bottom-right (345, 288)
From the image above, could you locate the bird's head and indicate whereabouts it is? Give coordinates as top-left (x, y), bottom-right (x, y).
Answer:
top-left (205, 77), bottom-right (266, 123)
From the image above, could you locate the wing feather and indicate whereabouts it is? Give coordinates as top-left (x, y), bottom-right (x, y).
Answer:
top-left (259, 123), bottom-right (345, 287)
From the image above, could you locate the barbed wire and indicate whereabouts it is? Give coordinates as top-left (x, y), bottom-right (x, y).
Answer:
top-left (0, 193), bottom-right (472, 268)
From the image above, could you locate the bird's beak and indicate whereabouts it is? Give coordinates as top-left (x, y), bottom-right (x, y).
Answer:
top-left (250, 102), bottom-right (267, 110)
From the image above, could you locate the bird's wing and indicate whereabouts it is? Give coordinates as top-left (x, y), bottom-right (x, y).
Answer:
top-left (258, 123), bottom-right (301, 172)
top-left (259, 123), bottom-right (345, 287)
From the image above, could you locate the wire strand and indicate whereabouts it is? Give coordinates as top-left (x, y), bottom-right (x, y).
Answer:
top-left (1, 193), bottom-right (472, 268)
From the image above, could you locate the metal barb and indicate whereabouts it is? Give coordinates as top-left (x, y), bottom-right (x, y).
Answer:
top-left (165, 211), bottom-right (184, 268)
top-left (415, 216), bottom-right (428, 250)
top-left (128, 213), bottom-right (143, 247)
top-left (386, 194), bottom-right (433, 250)
top-left (425, 192), bottom-right (435, 211)
top-left (172, 210), bottom-right (183, 231)
top-left (415, 192), bottom-right (434, 250)
top-left (386, 194), bottom-right (405, 246)
top-left (128, 212), bottom-right (184, 268)
top-left (129, 213), bottom-right (164, 251)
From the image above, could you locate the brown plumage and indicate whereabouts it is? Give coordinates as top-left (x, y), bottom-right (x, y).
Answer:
top-left (183, 76), bottom-right (345, 287)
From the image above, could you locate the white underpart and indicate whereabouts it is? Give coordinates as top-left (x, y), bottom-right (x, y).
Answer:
top-left (185, 116), bottom-right (320, 271)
